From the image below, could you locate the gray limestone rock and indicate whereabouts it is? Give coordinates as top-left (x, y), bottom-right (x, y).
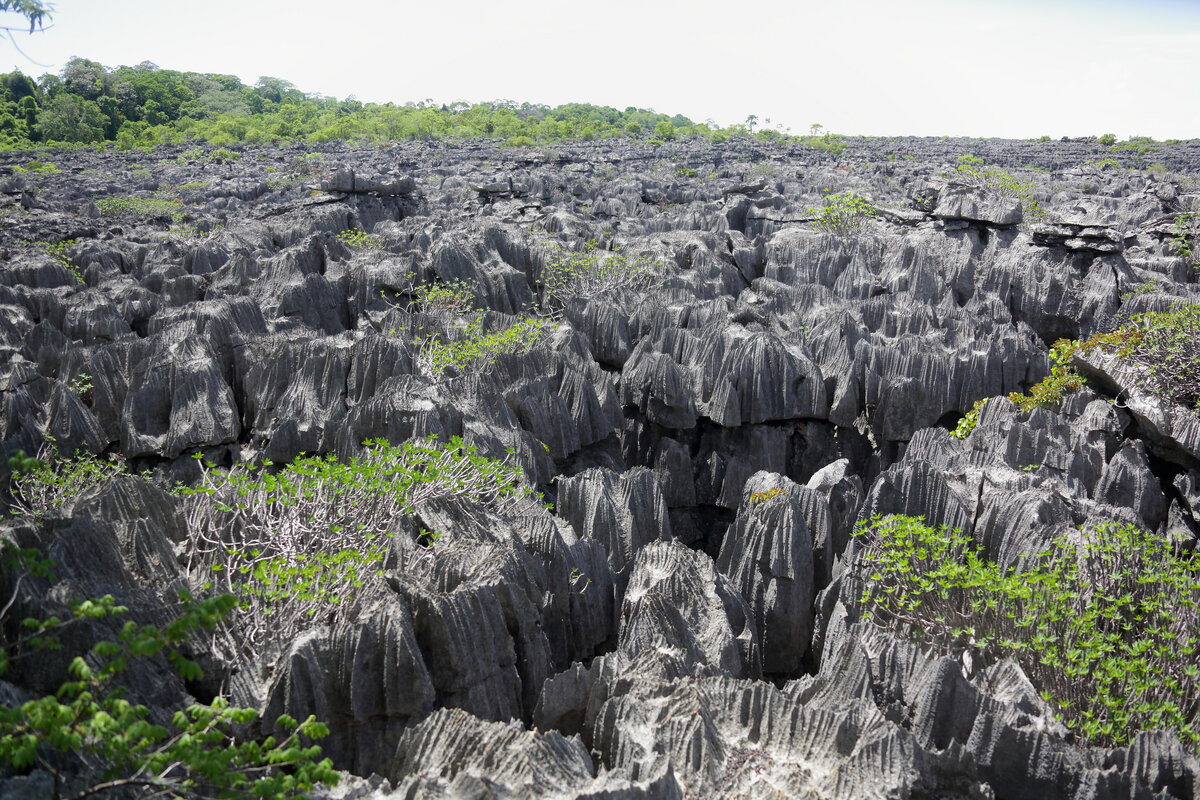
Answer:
top-left (716, 472), bottom-right (815, 674)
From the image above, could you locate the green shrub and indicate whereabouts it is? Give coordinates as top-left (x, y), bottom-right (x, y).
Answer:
top-left (417, 317), bottom-right (553, 377)
top-left (36, 239), bottom-right (83, 285)
top-left (1097, 133), bottom-right (1117, 146)
top-left (96, 193), bottom-right (185, 221)
top-left (952, 398), bottom-right (986, 440)
top-left (12, 160), bottom-right (59, 174)
top-left (8, 442), bottom-right (126, 519)
top-left (539, 239), bottom-right (661, 313)
top-left (952, 155), bottom-right (1042, 220)
top-left (851, 515), bottom-right (1200, 746)
top-left (411, 279), bottom-right (477, 317)
top-left (335, 228), bottom-right (384, 249)
top-left (810, 192), bottom-right (876, 236)
top-left (1171, 210), bottom-right (1198, 270)
top-left (0, 550), bottom-right (337, 800)
top-left (180, 437), bottom-right (535, 655)
top-left (208, 146), bottom-right (241, 164)
top-left (1007, 339), bottom-right (1086, 412)
top-left (1117, 304), bottom-right (1200, 411)
top-left (960, 304), bottom-right (1200, 434)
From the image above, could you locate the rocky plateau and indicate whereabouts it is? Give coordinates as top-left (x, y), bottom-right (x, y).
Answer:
top-left (0, 134), bottom-right (1198, 799)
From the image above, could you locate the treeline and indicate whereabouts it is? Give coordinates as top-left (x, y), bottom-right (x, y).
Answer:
top-left (0, 57), bottom-right (824, 151)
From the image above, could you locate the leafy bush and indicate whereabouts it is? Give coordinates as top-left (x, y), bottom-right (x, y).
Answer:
top-left (8, 442), bottom-right (125, 519)
top-left (410, 279), bottom-right (477, 318)
top-left (36, 238), bottom-right (82, 285)
top-left (180, 437), bottom-right (534, 656)
top-left (851, 515), bottom-right (1200, 746)
top-left (539, 240), bottom-right (661, 313)
top-left (952, 155), bottom-right (1042, 219)
top-left (809, 192), bottom-right (876, 235)
top-left (951, 398), bottom-right (987, 440)
top-left (0, 544), bottom-right (337, 799)
top-left (1097, 133), bottom-right (1117, 146)
top-left (1116, 304), bottom-right (1200, 411)
top-left (335, 228), bottom-right (384, 249)
top-left (981, 305), bottom-right (1200, 427)
top-left (416, 317), bottom-right (553, 377)
top-left (12, 160), bottom-right (58, 174)
top-left (1171, 210), bottom-right (1198, 270)
top-left (1007, 339), bottom-right (1086, 412)
top-left (96, 193), bottom-right (185, 221)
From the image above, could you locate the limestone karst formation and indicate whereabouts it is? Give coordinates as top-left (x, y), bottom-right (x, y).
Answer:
top-left (1, 134), bottom-right (1198, 799)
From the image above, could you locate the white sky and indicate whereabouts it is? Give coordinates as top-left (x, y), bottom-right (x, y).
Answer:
top-left (1, 0), bottom-right (1197, 140)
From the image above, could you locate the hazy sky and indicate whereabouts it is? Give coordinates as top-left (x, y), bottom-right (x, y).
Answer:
top-left (1, 0), bottom-right (1196, 140)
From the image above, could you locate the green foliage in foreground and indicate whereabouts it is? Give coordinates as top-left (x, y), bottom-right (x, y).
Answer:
top-left (851, 515), bottom-right (1200, 747)
top-left (8, 443), bottom-right (125, 519)
top-left (0, 544), bottom-right (337, 799)
top-left (809, 192), bottom-right (876, 236)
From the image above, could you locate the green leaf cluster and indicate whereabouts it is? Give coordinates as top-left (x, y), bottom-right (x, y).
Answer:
top-left (956, 304), bottom-right (1200, 437)
top-left (0, 577), bottom-right (337, 800)
top-left (335, 228), bottom-right (384, 250)
top-left (411, 279), bottom-right (477, 317)
top-left (96, 192), bottom-right (185, 221)
top-left (852, 515), bottom-right (1200, 746)
top-left (35, 238), bottom-right (83, 285)
top-left (416, 317), bottom-right (553, 377)
top-left (1171, 210), bottom-right (1198, 270)
top-left (8, 443), bottom-right (126, 520)
top-left (810, 192), bottom-right (876, 236)
top-left (953, 154), bottom-right (1043, 220)
top-left (181, 436), bottom-right (535, 655)
top-left (540, 239), bottom-right (662, 312)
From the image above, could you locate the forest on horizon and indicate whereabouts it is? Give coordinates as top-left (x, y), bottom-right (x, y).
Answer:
top-left (0, 56), bottom-right (842, 152)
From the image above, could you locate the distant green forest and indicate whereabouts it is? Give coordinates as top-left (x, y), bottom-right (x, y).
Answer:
top-left (0, 57), bottom-right (831, 152)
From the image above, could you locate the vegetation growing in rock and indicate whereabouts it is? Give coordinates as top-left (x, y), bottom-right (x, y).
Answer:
top-left (8, 443), bottom-right (125, 519)
top-left (955, 304), bottom-right (1200, 439)
top-left (180, 437), bottom-right (534, 657)
top-left (96, 193), bottom-right (185, 220)
top-left (0, 543), bottom-right (337, 799)
top-left (1171, 210), bottom-right (1198, 270)
top-left (851, 515), bottom-right (1200, 747)
top-left (952, 154), bottom-right (1042, 219)
top-left (335, 227), bottom-right (384, 249)
top-left (36, 238), bottom-right (82, 284)
top-left (748, 487), bottom-right (784, 504)
top-left (809, 192), bottom-right (876, 235)
top-left (410, 279), bottom-right (478, 318)
top-left (415, 317), bottom-right (554, 378)
top-left (539, 239), bottom-right (662, 313)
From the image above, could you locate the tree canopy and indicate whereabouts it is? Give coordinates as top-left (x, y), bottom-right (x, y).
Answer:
top-left (0, 57), bottom-right (815, 152)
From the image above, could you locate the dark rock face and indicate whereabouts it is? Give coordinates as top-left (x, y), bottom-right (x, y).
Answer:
top-left (2, 135), bottom-right (1198, 798)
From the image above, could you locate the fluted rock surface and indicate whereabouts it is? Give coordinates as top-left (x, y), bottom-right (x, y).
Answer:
top-left (2, 135), bottom-right (1197, 800)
